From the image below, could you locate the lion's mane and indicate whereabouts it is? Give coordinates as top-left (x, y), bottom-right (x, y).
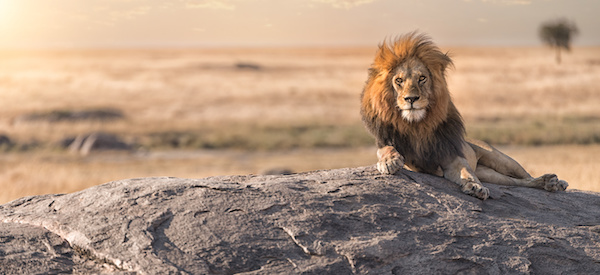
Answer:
top-left (360, 33), bottom-right (466, 174)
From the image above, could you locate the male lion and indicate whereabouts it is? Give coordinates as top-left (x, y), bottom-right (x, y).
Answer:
top-left (360, 32), bottom-right (568, 200)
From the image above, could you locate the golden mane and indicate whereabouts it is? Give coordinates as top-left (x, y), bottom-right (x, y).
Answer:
top-left (361, 32), bottom-right (454, 138)
top-left (360, 32), bottom-right (464, 174)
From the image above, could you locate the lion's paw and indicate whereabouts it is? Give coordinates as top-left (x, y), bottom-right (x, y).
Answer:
top-left (557, 180), bottom-right (569, 191)
top-left (461, 179), bottom-right (489, 200)
top-left (376, 146), bottom-right (404, 175)
top-left (538, 174), bottom-right (568, 192)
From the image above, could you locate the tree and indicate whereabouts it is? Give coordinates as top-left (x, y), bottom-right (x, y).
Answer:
top-left (539, 18), bottom-right (579, 64)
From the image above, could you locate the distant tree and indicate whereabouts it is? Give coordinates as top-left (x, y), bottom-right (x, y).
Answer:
top-left (539, 18), bottom-right (579, 64)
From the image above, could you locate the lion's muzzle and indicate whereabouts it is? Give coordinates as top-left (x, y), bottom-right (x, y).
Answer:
top-left (404, 96), bottom-right (420, 104)
top-left (398, 93), bottom-right (428, 122)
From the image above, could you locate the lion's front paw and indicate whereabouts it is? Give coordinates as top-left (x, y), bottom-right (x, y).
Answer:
top-left (376, 146), bottom-right (404, 175)
top-left (538, 174), bottom-right (568, 192)
top-left (461, 179), bottom-right (490, 200)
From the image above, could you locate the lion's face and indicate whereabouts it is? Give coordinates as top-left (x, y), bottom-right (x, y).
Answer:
top-left (391, 58), bottom-right (432, 122)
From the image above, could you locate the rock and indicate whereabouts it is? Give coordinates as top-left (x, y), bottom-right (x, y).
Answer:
top-left (0, 221), bottom-right (117, 274)
top-left (67, 132), bottom-right (133, 155)
top-left (260, 167), bottom-right (294, 175)
top-left (14, 108), bottom-right (124, 124)
top-left (235, 62), bottom-right (262, 70)
top-left (0, 134), bottom-right (13, 150)
top-left (1, 166), bottom-right (600, 274)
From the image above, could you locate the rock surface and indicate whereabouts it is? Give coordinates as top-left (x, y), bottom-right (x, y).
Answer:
top-left (15, 108), bottom-right (124, 124)
top-left (1, 166), bottom-right (600, 274)
top-left (66, 132), bottom-right (133, 155)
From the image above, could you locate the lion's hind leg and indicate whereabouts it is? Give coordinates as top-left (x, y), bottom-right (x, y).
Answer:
top-left (468, 138), bottom-right (531, 179)
top-left (475, 165), bottom-right (569, 192)
top-left (469, 138), bottom-right (568, 192)
top-left (475, 165), bottom-right (533, 187)
top-left (528, 174), bottom-right (569, 192)
top-left (476, 166), bottom-right (568, 192)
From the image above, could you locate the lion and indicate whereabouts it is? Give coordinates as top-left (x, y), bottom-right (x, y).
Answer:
top-left (360, 32), bottom-right (568, 200)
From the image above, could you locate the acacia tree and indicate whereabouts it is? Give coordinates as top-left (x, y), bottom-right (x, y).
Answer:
top-left (539, 18), bottom-right (579, 64)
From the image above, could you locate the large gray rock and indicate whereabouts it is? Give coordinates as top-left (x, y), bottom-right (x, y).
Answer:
top-left (1, 166), bottom-right (600, 274)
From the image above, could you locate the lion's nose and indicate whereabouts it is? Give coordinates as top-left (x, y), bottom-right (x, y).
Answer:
top-left (404, 96), bottom-right (420, 104)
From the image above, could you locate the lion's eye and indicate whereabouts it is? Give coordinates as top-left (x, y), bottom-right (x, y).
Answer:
top-left (419, 76), bottom-right (427, 82)
top-left (395, 78), bottom-right (403, 86)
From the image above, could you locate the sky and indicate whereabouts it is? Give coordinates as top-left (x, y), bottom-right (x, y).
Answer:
top-left (0, 0), bottom-right (598, 48)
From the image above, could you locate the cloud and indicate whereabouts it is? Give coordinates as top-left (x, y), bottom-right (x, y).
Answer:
top-left (311, 0), bottom-right (378, 9)
top-left (110, 6), bottom-right (152, 20)
top-left (494, 0), bottom-right (532, 4)
top-left (465, 0), bottom-right (533, 5)
top-left (63, 4), bottom-right (153, 28)
top-left (184, 0), bottom-right (236, 10)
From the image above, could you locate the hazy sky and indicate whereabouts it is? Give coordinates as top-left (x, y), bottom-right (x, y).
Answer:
top-left (0, 0), bottom-right (597, 48)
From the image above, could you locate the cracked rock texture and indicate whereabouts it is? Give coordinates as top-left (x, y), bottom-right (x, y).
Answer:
top-left (1, 166), bottom-right (600, 274)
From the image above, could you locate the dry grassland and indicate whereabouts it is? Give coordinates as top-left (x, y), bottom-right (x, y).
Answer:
top-left (0, 46), bottom-right (599, 203)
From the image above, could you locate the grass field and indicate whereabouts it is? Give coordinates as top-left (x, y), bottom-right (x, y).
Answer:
top-left (1, 46), bottom-right (599, 204)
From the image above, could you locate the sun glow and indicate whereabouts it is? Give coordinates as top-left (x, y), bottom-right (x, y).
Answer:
top-left (0, 0), bottom-right (18, 28)
top-left (0, 1), bottom-right (28, 48)
top-left (0, 0), bottom-right (13, 19)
